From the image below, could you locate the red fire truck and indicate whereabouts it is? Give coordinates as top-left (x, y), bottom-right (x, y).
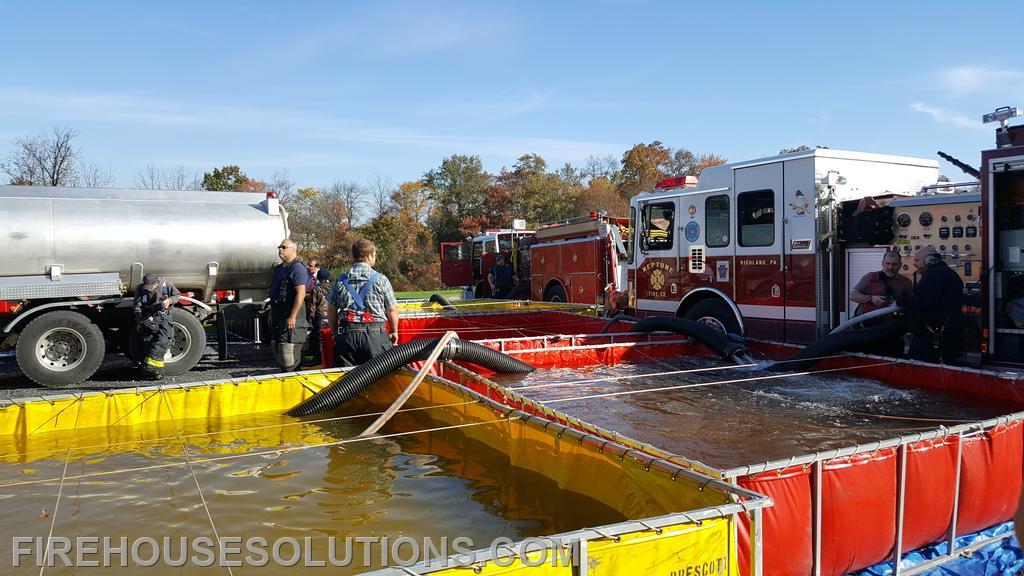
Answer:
top-left (439, 212), bottom-right (634, 306)
top-left (617, 106), bottom-right (1022, 367)
top-left (439, 226), bottom-right (535, 299)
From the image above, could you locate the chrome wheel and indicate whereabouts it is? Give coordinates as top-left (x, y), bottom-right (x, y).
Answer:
top-left (167, 321), bottom-right (193, 363)
top-left (35, 327), bottom-right (87, 372)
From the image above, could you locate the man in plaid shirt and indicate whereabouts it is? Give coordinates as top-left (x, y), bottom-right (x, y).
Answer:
top-left (327, 239), bottom-right (399, 366)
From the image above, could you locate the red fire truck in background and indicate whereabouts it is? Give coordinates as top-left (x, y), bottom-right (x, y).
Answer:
top-left (439, 209), bottom-right (639, 306)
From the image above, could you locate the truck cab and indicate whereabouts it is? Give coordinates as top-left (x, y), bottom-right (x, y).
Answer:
top-left (626, 152), bottom-right (939, 343)
top-left (440, 228), bottom-right (534, 298)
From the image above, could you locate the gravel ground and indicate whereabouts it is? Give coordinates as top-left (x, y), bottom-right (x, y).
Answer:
top-left (0, 338), bottom-right (289, 402)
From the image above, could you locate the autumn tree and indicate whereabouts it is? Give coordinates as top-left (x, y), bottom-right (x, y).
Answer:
top-left (423, 154), bottom-right (492, 242)
top-left (281, 185), bottom-right (356, 273)
top-left (391, 180), bottom-right (432, 223)
top-left (619, 141), bottom-right (672, 197)
top-left (576, 176), bottom-right (628, 216)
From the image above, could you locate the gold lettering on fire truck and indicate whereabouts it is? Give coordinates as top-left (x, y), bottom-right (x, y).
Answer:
top-left (639, 261), bottom-right (674, 298)
top-left (736, 257), bottom-right (779, 267)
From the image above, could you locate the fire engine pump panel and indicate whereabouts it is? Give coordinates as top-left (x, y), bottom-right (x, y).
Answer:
top-left (839, 191), bottom-right (982, 284)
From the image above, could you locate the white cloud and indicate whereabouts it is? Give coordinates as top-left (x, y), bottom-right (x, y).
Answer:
top-left (0, 89), bottom-right (214, 126)
top-left (420, 90), bottom-right (551, 122)
top-left (930, 66), bottom-right (1022, 96)
top-left (910, 102), bottom-right (987, 131)
top-left (0, 88), bottom-right (316, 129)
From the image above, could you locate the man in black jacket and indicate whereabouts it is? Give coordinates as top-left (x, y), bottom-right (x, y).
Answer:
top-left (902, 246), bottom-right (963, 364)
top-left (134, 273), bottom-right (180, 380)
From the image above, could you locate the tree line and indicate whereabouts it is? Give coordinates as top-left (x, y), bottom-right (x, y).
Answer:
top-left (1, 126), bottom-right (728, 291)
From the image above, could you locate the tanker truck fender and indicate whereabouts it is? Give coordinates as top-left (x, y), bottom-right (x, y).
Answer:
top-left (3, 298), bottom-right (124, 334)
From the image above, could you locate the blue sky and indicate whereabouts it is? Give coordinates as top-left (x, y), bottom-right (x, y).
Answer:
top-left (0, 0), bottom-right (1020, 190)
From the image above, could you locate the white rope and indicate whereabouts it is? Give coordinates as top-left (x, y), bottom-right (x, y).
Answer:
top-left (538, 361), bottom-right (899, 405)
top-left (39, 396), bottom-right (84, 576)
top-left (0, 416), bottom-right (507, 490)
top-left (159, 390), bottom-right (233, 576)
top-left (509, 353), bottom-right (850, 391)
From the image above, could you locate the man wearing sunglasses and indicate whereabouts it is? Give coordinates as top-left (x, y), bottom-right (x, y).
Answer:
top-left (269, 239), bottom-right (310, 370)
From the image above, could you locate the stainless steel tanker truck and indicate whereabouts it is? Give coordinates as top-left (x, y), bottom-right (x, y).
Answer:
top-left (0, 185), bottom-right (289, 386)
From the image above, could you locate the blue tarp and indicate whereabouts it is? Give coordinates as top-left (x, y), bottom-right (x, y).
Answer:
top-left (856, 522), bottom-right (1023, 575)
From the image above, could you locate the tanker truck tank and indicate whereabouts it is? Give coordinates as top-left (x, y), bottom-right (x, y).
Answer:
top-left (0, 185), bottom-right (290, 387)
top-left (0, 185), bottom-right (288, 298)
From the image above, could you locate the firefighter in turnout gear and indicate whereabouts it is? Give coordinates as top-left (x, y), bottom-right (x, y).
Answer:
top-left (901, 246), bottom-right (965, 365)
top-left (327, 239), bottom-right (399, 367)
top-left (133, 273), bottom-right (180, 380)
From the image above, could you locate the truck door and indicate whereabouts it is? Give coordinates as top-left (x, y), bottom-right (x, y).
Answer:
top-left (440, 242), bottom-right (472, 287)
top-left (734, 163), bottom-right (786, 340)
top-left (634, 199), bottom-right (680, 312)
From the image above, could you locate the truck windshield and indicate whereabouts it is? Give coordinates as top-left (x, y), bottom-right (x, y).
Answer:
top-left (498, 234), bottom-right (513, 254)
top-left (442, 244), bottom-right (464, 261)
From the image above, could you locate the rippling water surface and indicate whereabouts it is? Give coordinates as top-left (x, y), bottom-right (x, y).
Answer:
top-left (493, 356), bottom-right (1010, 469)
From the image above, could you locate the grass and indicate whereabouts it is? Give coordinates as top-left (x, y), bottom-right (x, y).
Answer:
top-left (394, 289), bottom-right (461, 300)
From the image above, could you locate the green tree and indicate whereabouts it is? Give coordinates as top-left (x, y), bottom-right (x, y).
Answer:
top-left (202, 165), bottom-right (250, 191)
top-left (423, 154), bottom-right (492, 242)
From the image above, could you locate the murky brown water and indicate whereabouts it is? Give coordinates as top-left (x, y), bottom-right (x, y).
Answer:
top-left (494, 356), bottom-right (1011, 470)
top-left (0, 409), bottom-right (625, 574)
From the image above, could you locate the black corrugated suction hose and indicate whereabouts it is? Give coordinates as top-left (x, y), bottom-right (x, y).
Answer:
top-left (428, 294), bottom-right (457, 311)
top-left (628, 316), bottom-right (750, 363)
top-left (599, 313), bottom-right (641, 333)
top-left (765, 317), bottom-right (906, 372)
top-left (288, 338), bottom-right (534, 417)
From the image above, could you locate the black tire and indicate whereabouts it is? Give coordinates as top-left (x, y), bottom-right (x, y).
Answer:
top-left (16, 310), bottom-right (106, 386)
top-left (129, 308), bottom-right (207, 376)
top-left (683, 299), bottom-right (742, 336)
top-left (474, 282), bottom-right (485, 299)
top-left (544, 284), bottom-right (567, 303)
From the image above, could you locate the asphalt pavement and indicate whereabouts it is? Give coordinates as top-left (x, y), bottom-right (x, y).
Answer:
top-left (0, 340), bottom-right (286, 402)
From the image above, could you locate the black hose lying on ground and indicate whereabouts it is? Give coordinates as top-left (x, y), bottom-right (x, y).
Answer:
top-left (628, 317), bottom-right (751, 363)
top-left (428, 293), bottom-right (457, 311)
top-left (288, 338), bottom-right (534, 417)
top-left (599, 313), bottom-right (641, 334)
top-left (764, 317), bottom-right (906, 372)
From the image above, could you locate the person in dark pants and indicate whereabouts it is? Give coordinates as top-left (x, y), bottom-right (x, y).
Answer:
top-left (133, 273), bottom-right (180, 380)
top-left (303, 268), bottom-right (332, 366)
top-left (269, 239), bottom-right (309, 371)
top-left (487, 253), bottom-right (514, 298)
top-left (901, 246), bottom-right (964, 364)
top-left (327, 239), bottom-right (399, 367)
